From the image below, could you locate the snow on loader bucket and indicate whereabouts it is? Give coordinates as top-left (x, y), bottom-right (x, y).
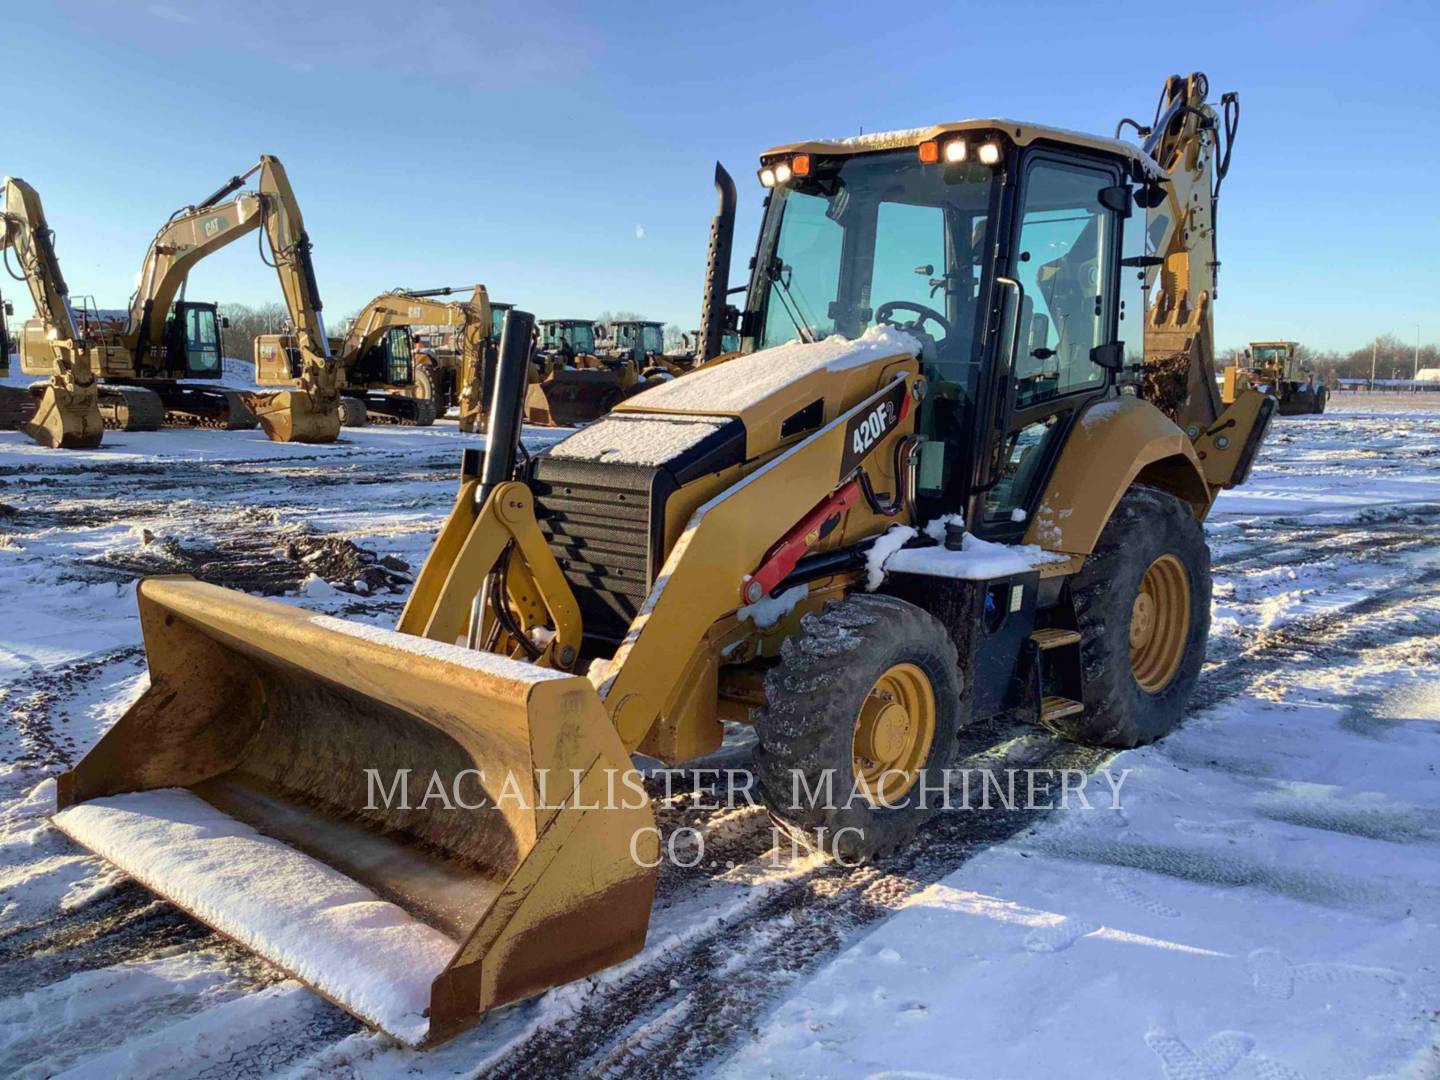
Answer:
top-left (52, 312), bottom-right (659, 1045)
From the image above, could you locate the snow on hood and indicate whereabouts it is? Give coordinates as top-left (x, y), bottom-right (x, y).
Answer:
top-left (624, 324), bottom-right (920, 415)
top-left (547, 413), bottom-right (731, 468)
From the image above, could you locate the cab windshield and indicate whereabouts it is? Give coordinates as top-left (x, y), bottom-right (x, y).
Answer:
top-left (747, 150), bottom-right (1000, 399)
top-left (491, 305), bottom-right (513, 339)
top-left (1251, 345), bottom-right (1286, 365)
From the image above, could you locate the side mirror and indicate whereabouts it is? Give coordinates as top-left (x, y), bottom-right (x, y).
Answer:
top-left (1098, 184), bottom-right (1132, 218)
top-left (1090, 341), bottom-right (1124, 371)
top-left (3, 302), bottom-right (12, 316)
top-left (221, 315), bottom-right (230, 329)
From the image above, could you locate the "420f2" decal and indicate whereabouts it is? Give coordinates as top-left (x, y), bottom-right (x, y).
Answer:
top-left (838, 380), bottom-right (908, 480)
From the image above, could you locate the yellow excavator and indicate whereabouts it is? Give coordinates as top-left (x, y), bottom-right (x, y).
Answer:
top-left (0, 285), bottom-right (36, 429)
top-left (55, 74), bottom-right (1269, 1045)
top-left (6, 176), bottom-right (243, 438)
top-left (1, 176), bottom-right (105, 447)
top-left (311, 284), bottom-right (492, 427)
top-left (159, 156), bottom-right (341, 443)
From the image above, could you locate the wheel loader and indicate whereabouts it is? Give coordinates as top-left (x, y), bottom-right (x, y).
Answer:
top-left (54, 73), bottom-right (1270, 1046)
top-left (527, 317), bottom-right (653, 425)
top-left (1223, 340), bottom-right (1326, 414)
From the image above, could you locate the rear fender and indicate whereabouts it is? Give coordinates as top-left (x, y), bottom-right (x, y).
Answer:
top-left (1023, 396), bottom-right (1207, 556)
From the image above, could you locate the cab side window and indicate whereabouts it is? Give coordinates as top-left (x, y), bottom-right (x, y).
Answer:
top-left (1011, 161), bottom-right (1117, 408)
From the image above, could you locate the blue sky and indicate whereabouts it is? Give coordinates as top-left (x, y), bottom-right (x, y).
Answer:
top-left (5, 0), bottom-right (1437, 351)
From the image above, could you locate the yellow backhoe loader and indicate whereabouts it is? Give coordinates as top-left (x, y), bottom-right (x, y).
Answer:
top-left (1223, 340), bottom-right (1326, 414)
top-left (322, 285), bottom-right (492, 427)
top-left (55, 73), bottom-right (1269, 1045)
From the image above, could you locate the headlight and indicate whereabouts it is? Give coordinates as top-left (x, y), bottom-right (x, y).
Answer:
top-left (943, 139), bottom-right (967, 163)
top-left (977, 142), bottom-right (1001, 166)
top-left (774, 162), bottom-right (792, 185)
top-left (759, 167), bottom-right (776, 188)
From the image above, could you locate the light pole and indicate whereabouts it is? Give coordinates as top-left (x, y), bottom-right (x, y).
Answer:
top-left (1416, 323), bottom-right (1422, 381)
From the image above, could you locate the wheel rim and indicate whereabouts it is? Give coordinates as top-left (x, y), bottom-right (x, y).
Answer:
top-left (1129, 553), bottom-right (1190, 693)
top-left (852, 662), bottom-right (937, 802)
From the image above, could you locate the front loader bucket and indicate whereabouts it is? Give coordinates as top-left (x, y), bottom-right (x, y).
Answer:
top-left (524, 370), bottom-right (624, 426)
top-left (52, 577), bottom-right (658, 1046)
top-left (248, 389), bottom-right (342, 443)
top-left (19, 382), bottom-right (103, 449)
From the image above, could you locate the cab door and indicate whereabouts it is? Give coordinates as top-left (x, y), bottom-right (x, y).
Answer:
top-left (969, 152), bottom-right (1131, 540)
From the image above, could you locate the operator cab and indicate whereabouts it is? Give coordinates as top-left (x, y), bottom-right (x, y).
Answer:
top-left (165, 301), bottom-right (225, 378)
top-left (353, 326), bottom-right (415, 386)
top-left (611, 321), bottom-right (665, 359)
top-left (539, 319), bottom-right (598, 360)
top-left (740, 122), bottom-right (1154, 540)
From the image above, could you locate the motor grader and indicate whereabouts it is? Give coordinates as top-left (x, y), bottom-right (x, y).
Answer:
top-left (1223, 340), bottom-right (1326, 414)
top-left (54, 73), bottom-right (1270, 1045)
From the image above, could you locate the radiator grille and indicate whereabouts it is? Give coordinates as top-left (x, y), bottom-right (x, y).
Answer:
top-left (530, 459), bottom-right (656, 647)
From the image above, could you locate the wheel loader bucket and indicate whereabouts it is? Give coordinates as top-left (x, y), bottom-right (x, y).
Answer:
top-left (524, 370), bottom-right (624, 426)
top-left (248, 389), bottom-right (342, 443)
top-left (20, 383), bottom-right (103, 449)
top-left (52, 577), bottom-right (658, 1046)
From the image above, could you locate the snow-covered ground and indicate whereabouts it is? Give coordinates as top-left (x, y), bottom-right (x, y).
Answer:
top-left (1, 403), bottom-right (1438, 1078)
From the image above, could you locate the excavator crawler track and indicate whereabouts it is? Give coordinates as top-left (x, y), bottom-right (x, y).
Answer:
top-left (98, 385), bottom-right (165, 432)
top-left (0, 385), bottom-right (39, 430)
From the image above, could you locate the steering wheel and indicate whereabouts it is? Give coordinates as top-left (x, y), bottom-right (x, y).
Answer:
top-left (875, 300), bottom-right (952, 340)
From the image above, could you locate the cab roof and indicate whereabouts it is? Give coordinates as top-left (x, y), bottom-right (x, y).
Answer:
top-left (762, 118), bottom-right (1162, 179)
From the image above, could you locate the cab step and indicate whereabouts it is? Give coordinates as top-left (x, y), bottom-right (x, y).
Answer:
top-left (1030, 627), bottom-right (1081, 650)
top-left (1041, 695), bottom-right (1085, 722)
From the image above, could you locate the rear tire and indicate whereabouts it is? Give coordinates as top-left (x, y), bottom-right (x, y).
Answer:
top-left (1313, 387), bottom-right (1328, 414)
top-left (753, 594), bottom-right (962, 862)
top-left (1046, 484), bottom-right (1210, 748)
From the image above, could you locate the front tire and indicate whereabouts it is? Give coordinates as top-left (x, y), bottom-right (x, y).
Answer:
top-left (1047, 485), bottom-right (1210, 747)
top-left (753, 594), bottom-right (962, 862)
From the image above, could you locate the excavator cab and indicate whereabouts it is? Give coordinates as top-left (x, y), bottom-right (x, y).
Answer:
top-left (351, 326), bottom-right (416, 387)
top-left (162, 301), bottom-right (225, 378)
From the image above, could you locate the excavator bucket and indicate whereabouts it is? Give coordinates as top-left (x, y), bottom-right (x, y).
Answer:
top-left (248, 389), bottom-right (342, 444)
top-left (524, 369), bottom-right (624, 426)
top-left (52, 577), bottom-right (658, 1046)
top-left (20, 382), bottom-right (103, 449)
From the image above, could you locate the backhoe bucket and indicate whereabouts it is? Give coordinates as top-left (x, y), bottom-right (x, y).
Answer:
top-left (248, 389), bottom-right (342, 443)
top-left (524, 370), bottom-right (624, 426)
top-left (20, 382), bottom-right (103, 449)
top-left (52, 577), bottom-right (658, 1046)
